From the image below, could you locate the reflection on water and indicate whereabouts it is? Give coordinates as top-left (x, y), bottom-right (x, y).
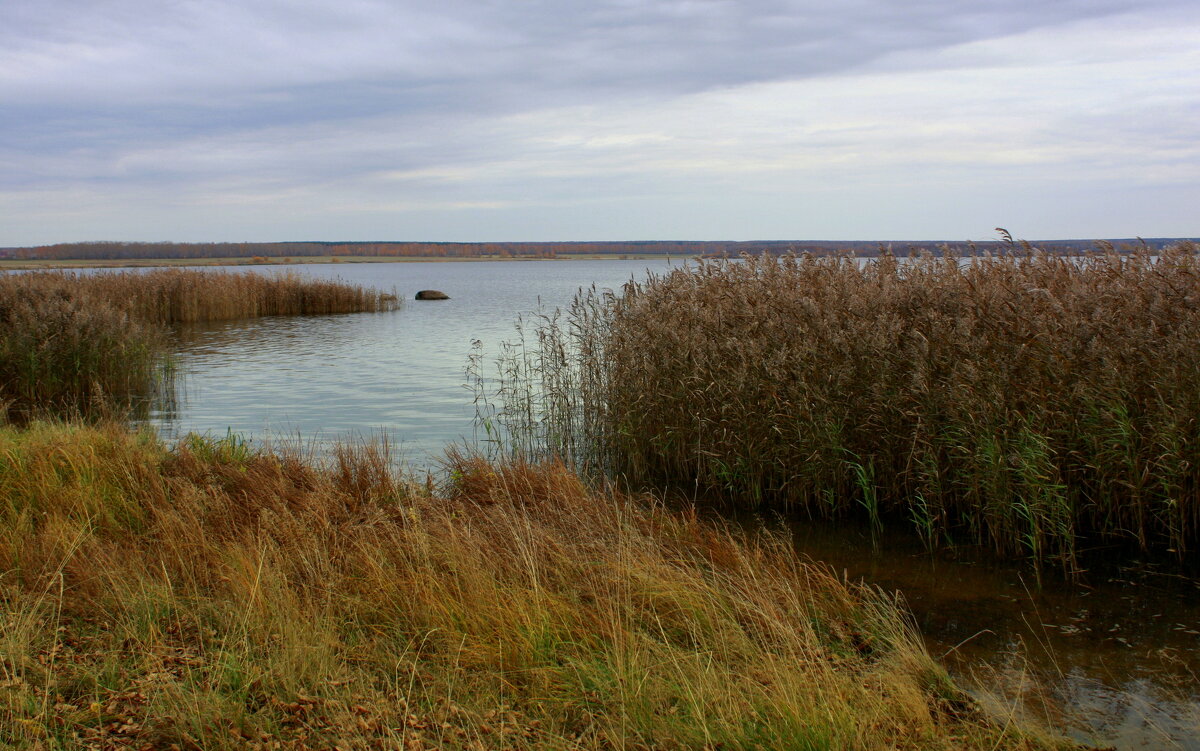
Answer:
top-left (770, 515), bottom-right (1200, 749)
top-left (148, 258), bottom-right (680, 462)
top-left (163, 311), bottom-right (470, 457)
top-left (143, 258), bottom-right (1197, 749)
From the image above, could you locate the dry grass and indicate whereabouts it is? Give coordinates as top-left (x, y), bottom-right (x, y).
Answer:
top-left (0, 269), bottom-right (399, 420)
top-left (0, 283), bottom-right (167, 421)
top-left (0, 422), bottom-right (1066, 749)
top-left (0, 268), bottom-right (400, 325)
top-left (480, 244), bottom-right (1200, 568)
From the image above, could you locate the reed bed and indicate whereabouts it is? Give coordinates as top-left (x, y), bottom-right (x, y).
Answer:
top-left (0, 282), bottom-right (167, 420)
top-left (0, 269), bottom-right (399, 419)
top-left (0, 422), bottom-right (1066, 749)
top-left (0, 268), bottom-right (399, 325)
top-left (481, 244), bottom-right (1200, 568)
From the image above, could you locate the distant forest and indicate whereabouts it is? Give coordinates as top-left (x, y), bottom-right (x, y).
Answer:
top-left (0, 238), bottom-right (1191, 261)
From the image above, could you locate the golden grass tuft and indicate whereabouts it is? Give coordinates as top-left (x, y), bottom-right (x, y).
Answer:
top-left (0, 422), bottom-right (1067, 749)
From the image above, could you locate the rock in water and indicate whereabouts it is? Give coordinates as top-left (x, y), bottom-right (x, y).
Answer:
top-left (415, 290), bottom-right (450, 300)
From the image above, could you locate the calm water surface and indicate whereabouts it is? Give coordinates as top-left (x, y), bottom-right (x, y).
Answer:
top-left (151, 259), bottom-right (679, 461)
top-left (144, 259), bottom-right (1198, 749)
top-left (772, 518), bottom-right (1200, 750)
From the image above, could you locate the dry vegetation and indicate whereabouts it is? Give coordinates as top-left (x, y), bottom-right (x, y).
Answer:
top-left (481, 244), bottom-right (1200, 568)
top-left (0, 422), bottom-right (1068, 750)
top-left (0, 269), bottom-right (399, 420)
top-left (5, 245), bottom-right (1192, 747)
top-left (1, 268), bottom-right (400, 325)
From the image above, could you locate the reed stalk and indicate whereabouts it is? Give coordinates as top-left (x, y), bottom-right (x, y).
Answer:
top-left (480, 244), bottom-right (1200, 568)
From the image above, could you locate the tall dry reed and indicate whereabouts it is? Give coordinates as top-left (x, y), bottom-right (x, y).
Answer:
top-left (0, 283), bottom-right (167, 420)
top-left (480, 244), bottom-right (1200, 568)
top-left (0, 269), bottom-right (400, 419)
top-left (1, 268), bottom-right (399, 325)
top-left (0, 422), bottom-right (1065, 749)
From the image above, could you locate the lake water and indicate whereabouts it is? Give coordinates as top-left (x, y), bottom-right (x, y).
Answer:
top-left (77, 259), bottom-right (1200, 748)
top-left (151, 258), bottom-right (682, 463)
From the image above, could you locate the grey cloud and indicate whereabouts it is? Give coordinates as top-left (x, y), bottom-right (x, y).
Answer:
top-left (2, 0), bottom-right (1197, 243)
top-left (4, 1), bottom-right (1174, 108)
top-left (2, 0), bottom-right (1177, 184)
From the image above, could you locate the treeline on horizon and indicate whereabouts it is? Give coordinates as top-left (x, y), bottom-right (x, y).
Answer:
top-left (1, 237), bottom-right (1191, 260)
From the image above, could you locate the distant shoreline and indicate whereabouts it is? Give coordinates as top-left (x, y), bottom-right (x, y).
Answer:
top-left (3, 237), bottom-right (1194, 270)
top-left (0, 253), bottom-right (691, 270)
top-left (5, 237), bottom-right (1190, 271)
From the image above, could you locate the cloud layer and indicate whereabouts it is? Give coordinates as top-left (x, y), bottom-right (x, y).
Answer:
top-left (2, 0), bottom-right (1197, 243)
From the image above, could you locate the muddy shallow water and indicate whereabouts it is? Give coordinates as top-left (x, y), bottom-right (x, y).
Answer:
top-left (128, 259), bottom-right (1200, 749)
top-left (767, 515), bottom-right (1200, 749)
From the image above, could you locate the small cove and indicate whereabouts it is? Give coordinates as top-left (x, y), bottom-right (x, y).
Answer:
top-left (137, 259), bottom-right (1200, 749)
top-left (151, 259), bottom-right (680, 461)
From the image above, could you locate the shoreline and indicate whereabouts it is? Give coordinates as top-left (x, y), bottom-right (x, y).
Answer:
top-left (0, 253), bottom-right (693, 270)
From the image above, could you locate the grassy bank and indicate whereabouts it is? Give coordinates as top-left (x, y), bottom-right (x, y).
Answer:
top-left (0, 270), bottom-right (399, 420)
top-left (482, 245), bottom-right (1200, 568)
top-left (0, 422), bottom-right (1065, 749)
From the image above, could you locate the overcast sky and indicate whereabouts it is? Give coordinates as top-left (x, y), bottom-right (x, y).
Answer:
top-left (2, 0), bottom-right (1197, 245)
